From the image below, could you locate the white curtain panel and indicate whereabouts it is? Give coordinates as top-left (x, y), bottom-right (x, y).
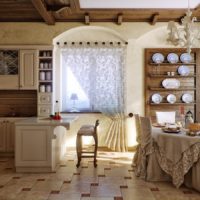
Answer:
top-left (62, 46), bottom-right (127, 151)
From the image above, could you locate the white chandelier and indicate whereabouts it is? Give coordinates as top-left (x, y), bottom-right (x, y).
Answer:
top-left (167, 1), bottom-right (200, 54)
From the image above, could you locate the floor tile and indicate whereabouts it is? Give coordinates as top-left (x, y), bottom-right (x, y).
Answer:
top-left (0, 149), bottom-right (199, 200)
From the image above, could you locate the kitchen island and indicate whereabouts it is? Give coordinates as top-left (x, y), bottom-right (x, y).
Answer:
top-left (15, 116), bottom-right (77, 173)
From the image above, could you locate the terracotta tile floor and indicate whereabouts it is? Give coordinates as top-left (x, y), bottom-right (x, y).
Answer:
top-left (0, 149), bottom-right (200, 200)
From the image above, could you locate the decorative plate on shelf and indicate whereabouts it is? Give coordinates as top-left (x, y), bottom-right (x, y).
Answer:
top-left (167, 53), bottom-right (179, 64)
top-left (167, 94), bottom-right (177, 104)
top-left (151, 93), bottom-right (163, 104)
top-left (182, 93), bottom-right (193, 103)
top-left (152, 53), bottom-right (165, 64)
top-left (162, 78), bottom-right (180, 89)
top-left (178, 65), bottom-right (190, 76)
top-left (180, 53), bottom-right (192, 63)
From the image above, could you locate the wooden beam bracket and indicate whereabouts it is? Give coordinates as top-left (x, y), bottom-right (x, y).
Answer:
top-left (151, 13), bottom-right (159, 25)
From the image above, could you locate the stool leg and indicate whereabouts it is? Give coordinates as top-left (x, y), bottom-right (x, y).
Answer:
top-left (76, 135), bottom-right (82, 168)
top-left (93, 134), bottom-right (98, 168)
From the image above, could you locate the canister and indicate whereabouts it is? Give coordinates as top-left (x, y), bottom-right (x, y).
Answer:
top-left (39, 85), bottom-right (45, 92)
top-left (45, 71), bottom-right (51, 80)
top-left (39, 71), bottom-right (45, 80)
top-left (45, 85), bottom-right (52, 93)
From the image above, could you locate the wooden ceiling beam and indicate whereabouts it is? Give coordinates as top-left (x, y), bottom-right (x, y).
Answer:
top-left (31, 0), bottom-right (55, 25)
top-left (69, 0), bottom-right (80, 12)
top-left (151, 13), bottom-right (159, 25)
top-left (54, 6), bottom-right (72, 18)
top-left (117, 14), bottom-right (123, 25)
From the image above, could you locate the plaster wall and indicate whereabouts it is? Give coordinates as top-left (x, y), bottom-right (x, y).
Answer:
top-left (0, 22), bottom-right (177, 148)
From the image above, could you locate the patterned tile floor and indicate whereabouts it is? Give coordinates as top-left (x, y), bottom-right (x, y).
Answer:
top-left (0, 148), bottom-right (200, 200)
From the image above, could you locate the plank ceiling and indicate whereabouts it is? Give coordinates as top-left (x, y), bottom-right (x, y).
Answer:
top-left (0, 0), bottom-right (199, 25)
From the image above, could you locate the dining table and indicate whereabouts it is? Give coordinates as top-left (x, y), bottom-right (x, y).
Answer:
top-left (151, 127), bottom-right (200, 190)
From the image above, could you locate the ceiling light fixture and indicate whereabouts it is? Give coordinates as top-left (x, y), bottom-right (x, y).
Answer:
top-left (167, 0), bottom-right (200, 54)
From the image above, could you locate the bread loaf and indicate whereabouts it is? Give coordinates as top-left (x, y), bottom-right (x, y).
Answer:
top-left (188, 123), bottom-right (200, 132)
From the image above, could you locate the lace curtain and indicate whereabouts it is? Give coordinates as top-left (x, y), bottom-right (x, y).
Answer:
top-left (61, 46), bottom-right (127, 151)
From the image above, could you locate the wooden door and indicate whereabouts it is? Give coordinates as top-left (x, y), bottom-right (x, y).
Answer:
top-left (20, 50), bottom-right (38, 89)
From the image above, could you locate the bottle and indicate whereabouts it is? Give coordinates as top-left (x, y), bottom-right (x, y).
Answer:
top-left (54, 100), bottom-right (61, 120)
top-left (185, 110), bottom-right (194, 128)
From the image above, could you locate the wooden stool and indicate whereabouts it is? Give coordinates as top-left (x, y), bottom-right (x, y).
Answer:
top-left (76, 120), bottom-right (99, 168)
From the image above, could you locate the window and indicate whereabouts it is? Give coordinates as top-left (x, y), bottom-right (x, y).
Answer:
top-left (61, 46), bottom-right (126, 113)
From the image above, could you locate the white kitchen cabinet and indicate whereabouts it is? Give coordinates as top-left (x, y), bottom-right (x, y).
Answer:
top-left (15, 117), bottom-right (74, 172)
top-left (0, 118), bottom-right (25, 155)
top-left (20, 50), bottom-right (38, 89)
top-left (38, 93), bottom-right (52, 104)
top-left (38, 105), bottom-right (52, 117)
top-left (0, 121), bottom-right (6, 152)
top-left (0, 50), bottom-right (19, 89)
top-left (0, 49), bottom-right (38, 90)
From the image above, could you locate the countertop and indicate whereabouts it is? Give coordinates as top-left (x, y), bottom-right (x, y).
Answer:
top-left (15, 116), bottom-right (78, 128)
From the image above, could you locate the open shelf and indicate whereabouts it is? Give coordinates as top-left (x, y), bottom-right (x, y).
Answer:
top-left (149, 74), bottom-right (196, 78)
top-left (149, 87), bottom-right (196, 91)
top-left (145, 48), bottom-right (200, 122)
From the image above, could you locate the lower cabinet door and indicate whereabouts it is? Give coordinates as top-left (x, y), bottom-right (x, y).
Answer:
top-left (15, 125), bottom-right (51, 167)
top-left (6, 121), bottom-right (15, 152)
top-left (0, 121), bottom-right (6, 152)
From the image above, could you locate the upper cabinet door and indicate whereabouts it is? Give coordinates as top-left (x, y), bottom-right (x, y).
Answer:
top-left (20, 50), bottom-right (38, 90)
top-left (0, 50), bottom-right (19, 89)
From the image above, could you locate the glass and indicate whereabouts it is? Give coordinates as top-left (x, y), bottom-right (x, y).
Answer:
top-left (0, 50), bottom-right (18, 75)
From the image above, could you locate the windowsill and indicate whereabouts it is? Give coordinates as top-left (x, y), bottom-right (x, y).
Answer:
top-left (61, 110), bottom-right (101, 114)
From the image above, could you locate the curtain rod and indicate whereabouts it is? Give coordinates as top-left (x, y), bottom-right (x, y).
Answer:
top-left (56, 41), bottom-right (128, 45)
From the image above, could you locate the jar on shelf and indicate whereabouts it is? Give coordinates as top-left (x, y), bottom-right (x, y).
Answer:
top-left (43, 51), bottom-right (47, 57)
top-left (45, 85), bottom-right (52, 92)
top-left (44, 63), bottom-right (48, 69)
top-left (45, 71), bottom-right (51, 80)
top-left (40, 63), bottom-right (44, 69)
top-left (48, 63), bottom-right (52, 69)
top-left (39, 71), bottom-right (45, 80)
top-left (39, 85), bottom-right (45, 92)
top-left (46, 51), bottom-right (51, 57)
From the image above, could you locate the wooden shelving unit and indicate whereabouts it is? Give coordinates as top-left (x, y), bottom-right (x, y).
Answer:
top-left (37, 49), bottom-right (53, 117)
top-left (145, 48), bottom-right (200, 122)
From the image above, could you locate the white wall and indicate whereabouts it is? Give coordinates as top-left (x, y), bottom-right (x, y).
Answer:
top-left (0, 22), bottom-right (181, 148)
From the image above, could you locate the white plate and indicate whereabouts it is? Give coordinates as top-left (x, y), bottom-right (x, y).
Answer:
top-left (182, 93), bottom-right (193, 103)
top-left (152, 53), bottom-right (164, 64)
top-left (162, 78), bottom-right (180, 89)
top-left (180, 53), bottom-right (192, 63)
top-left (178, 65), bottom-right (190, 76)
top-left (151, 93), bottom-right (162, 104)
top-left (167, 94), bottom-right (176, 104)
top-left (167, 53), bottom-right (179, 64)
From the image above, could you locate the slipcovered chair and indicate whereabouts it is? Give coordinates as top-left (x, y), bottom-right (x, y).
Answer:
top-left (132, 114), bottom-right (141, 167)
top-left (134, 116), bottom-right (170, 181)
top-left (134, 116), bottom-right (154, 179)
